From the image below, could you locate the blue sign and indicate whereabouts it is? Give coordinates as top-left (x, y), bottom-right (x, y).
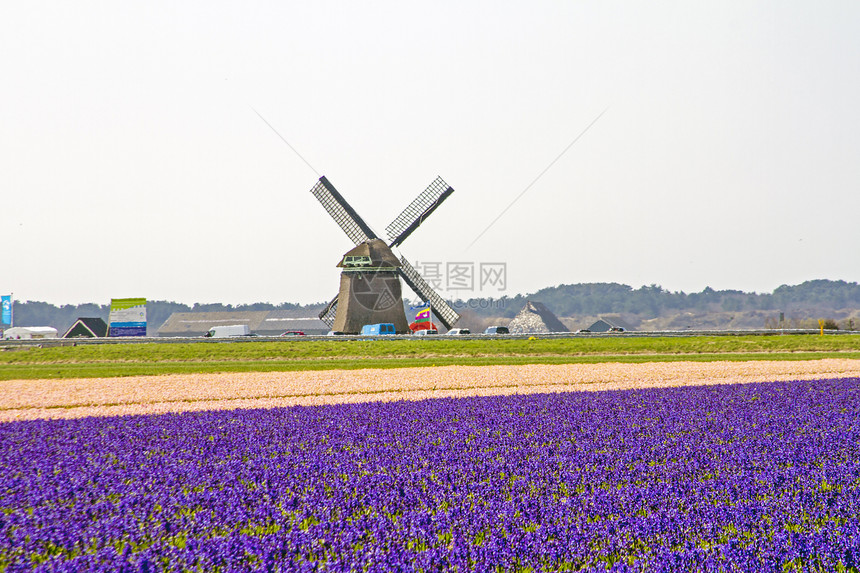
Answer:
top-left (108, 323), bottom-right (147, 337)
top-left (1, 296), bottom-right (10, 325)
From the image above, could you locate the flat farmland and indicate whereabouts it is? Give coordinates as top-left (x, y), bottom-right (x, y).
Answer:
top-left (1, 359), bottom-right (859, 422)
top-left (2, 334), bottom-right (860, 381)
top-left (3, 336), bottom-right (860, 570)
top-left (3, 375), bottom-right (860, 570)
top-left (2, 335), bottom-right (860, 421)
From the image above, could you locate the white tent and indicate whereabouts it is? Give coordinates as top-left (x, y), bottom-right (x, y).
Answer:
top-left (3, 326), bottom-right (58, 340)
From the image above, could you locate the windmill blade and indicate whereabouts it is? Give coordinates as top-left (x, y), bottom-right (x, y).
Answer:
top-left (318, 295), bottom-right (338, 327)
top-left (385, 177), bottom-right (454, 248)
top-left (310, 176), bottom-right (378, 245)
top-left (397, 255), bottom-right (460, 330)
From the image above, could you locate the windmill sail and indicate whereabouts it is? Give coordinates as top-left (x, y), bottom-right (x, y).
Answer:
top-left (385, 177), bottom-right (454, 248)
top-left (310, 176), bottom-right (378, 245)
top-left (310, 174), bottom-right (461, 330)
top-left (397, 255), bottom-right (460, 330)
top-left (318, 295), bottom-right (338, 327)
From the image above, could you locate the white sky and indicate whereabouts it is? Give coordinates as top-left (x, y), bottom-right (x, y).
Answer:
top-left (2, 1), bottom-right (859, 305)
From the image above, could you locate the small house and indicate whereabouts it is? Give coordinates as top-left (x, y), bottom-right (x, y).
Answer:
top-left (586, 318), bottom-right (633, 333)
top-left (63, 317), bottom-right (109, 338)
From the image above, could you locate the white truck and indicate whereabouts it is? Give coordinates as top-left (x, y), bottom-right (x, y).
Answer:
top-left (204, 324), bottom-right (251, 338)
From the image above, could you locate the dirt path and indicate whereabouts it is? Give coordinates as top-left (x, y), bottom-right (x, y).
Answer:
top-left (3, 359), bottom-right (860, 422)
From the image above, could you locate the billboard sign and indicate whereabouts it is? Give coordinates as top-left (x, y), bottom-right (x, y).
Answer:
top-left (1, 295), bottom-right (11, 325)
top-left (109, 298), bottom-right (147, 337)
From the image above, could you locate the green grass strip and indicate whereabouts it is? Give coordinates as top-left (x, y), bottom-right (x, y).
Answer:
top-left (3, 351), bottom-right (860, 381)
top-left (3, 335), bottom-right (860, 362)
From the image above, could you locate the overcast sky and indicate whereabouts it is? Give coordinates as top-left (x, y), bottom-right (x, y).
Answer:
top-left (3, 1), bottom-right (859, 305)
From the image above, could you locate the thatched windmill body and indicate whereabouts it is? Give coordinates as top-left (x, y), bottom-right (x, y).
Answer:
top-left (310, 176), bottom-right (460, 334)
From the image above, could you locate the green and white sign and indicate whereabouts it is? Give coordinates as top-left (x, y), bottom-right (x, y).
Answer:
top-left (109, 298), bottom-right (147, 337)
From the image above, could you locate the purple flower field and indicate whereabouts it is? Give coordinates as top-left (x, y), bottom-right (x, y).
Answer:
top-left (2, 378), bottom-right (860, 572)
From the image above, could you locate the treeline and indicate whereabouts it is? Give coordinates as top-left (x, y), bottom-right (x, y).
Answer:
top-left (456, 279), bottom-right (860, 319)
top-left (7, 301), bottom-right (313, 336)
top-left (6, 280), bottom-right (860, 334)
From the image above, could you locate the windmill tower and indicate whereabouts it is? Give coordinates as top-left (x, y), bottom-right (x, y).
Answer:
top-left (333, 239), bottom-right (410, 333)
top-left (310, 175), bottom-right (460, 334)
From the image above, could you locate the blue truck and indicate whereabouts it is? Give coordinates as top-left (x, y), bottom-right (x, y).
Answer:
top-left (360, 323), bottom-right (396, 335)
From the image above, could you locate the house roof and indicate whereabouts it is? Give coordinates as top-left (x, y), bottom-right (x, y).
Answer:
top-left (63, 317), bottom-right (108, 338)
top-left (587, 317), bottom-right (634, 332)
top-left (258, 309), bottom-right (330, 333)
top-left (157, 311), bottom-right (271, 336)
top-left (507, 301), bottom-right (569, 333)
top-left (10, 326), bottom-right (58, 333)
top-left (157, 310), bottom-right (329, 336)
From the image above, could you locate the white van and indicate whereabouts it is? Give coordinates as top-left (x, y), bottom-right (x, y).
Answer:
top-left (204, 325), bottom-right (251, 338)
top-left (445, 328), bottom-right (471, 335)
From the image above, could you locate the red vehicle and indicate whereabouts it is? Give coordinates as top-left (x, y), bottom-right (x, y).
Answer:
top-left (280, 331), bottom-right (306, 336)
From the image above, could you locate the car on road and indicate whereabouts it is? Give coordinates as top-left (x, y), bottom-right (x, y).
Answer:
top-left (483, 326), bottom-right (509, 335)
top-left (204, 325), bottom-right (251, 338)
top-left (446, 328), bottom-right (471, 335)
top-left (280, 331), bottom-right (306, 336)
top-left (413, 329), bottom-right (438, 336)
top-left (360, 323), bottom-right (396, 336)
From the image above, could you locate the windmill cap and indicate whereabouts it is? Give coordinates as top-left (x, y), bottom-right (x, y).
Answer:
top-left (337, 239), bottom-right (402, 269)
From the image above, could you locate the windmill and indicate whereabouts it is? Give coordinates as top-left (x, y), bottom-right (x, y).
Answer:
top-left (310, 175), bottom-right (460, 334)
